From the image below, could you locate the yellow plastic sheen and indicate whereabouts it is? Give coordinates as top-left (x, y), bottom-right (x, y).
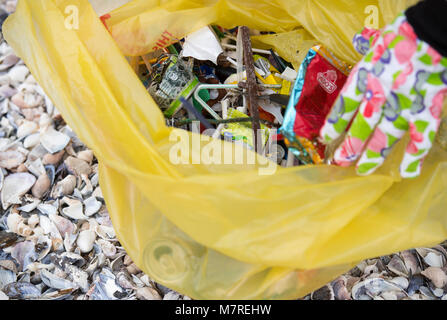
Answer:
top-left (4, 0), bottom-right (447, 300)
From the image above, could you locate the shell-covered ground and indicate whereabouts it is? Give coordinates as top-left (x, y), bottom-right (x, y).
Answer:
top-left (0, 0), bottom-right (446, 301)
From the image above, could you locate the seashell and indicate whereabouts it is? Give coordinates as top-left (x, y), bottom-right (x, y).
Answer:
top-left (50, 214), bottom-right (75, 238)
top-left (421, 267), bottom-right (447, 288)
top-left (0, 54), bottom-right (20, 72)
top-left (89, 268), bottom-right (125, 300)
top-left (0, 231), bottom-right (19, 250)
top-left (0, 290), bottom-right (8, 300)
top-left (84, 196), bottom-right (101, 217)
top-left (39, 215), bottom-right (62, 240)
top-left (96, 239), bottom-right (116, 258)
top-left (31, 173), bottom-right (50, 199)
top-left (42, 150), bottom-right (65, 166)
top-left (11, 240), bottom-right (37, 271)
top-left (90, 173), bottom-right (99, 187)
top-left (3, 282), bottom-right (41, 299)
top-left (136, 287), bottom-right (162, 300)
top-left (310, 284), bottom-right (334, 300)
top-left (126, 263), bottom-right (142, 275)
top-left (131, 274), bottom-right (145, 288)
top-left (17, 198), bottom-right (40, 212)
top-left (63, 232), bottom-right (78, 253)
top-left (0, 268), bottom-right (16, 289)
top-left (77, 150), bottom-right (93, 164)
top-left (62, 200), bottom-right (87, 220)
top-left (52, 175), bottom-right (76, 198)
top-left (387, 254), bottom-right (409, 277)
top-left (0, 259), bottom-right (17, 273)
top-left (64, 156), bottom-right (91, 176)
top-left (52, 237), bottom-right (65, 252)
top-left (6, 212), bottom-right (23, 233)
top-left (0, 84), bottom-right (17, 98)
top-left (55, 252), bottom-right (85, 270)
top-left (419, 286), bottom-right (437, 299)
top-left (27, 214), bottom-right (39, 229)
top-left (40, 127), bottom-right (70, 154)
top-left (77, 230), bottom-right (96, 253)
top-left (24, 158), bottom-right (46, 177)
top-left (116, 271), bottom-right (135, 290)
top-left (38, 113), bottom-right (52, 128)
top-left (36, 236), bottom-right (52, 261)
top-left (24, 74), bottom-right (36, 84)
top-left (351, 278), bottom-right (407, 300)
top-left (65, 265), bottom-right (89, 293)
top-left (123, 255), bottom-right (133, 266)
top-left (364, 263), bottom-right (378, 275)
top-left (23, 133), bottom-right (40, 149)
top-left (16, 120), bottom-right (38, 138)
top-left (164, 291), bottom-right (181, 300)
top-left (95, 225), bottom-right (116, 241)
top-left (37, 203), bottom-right (58, 216)
top-left (389, 276), bottom-right (409, 290)
top-left (16, 221), bottom-right (33, 237)
top-left (8, 65), bottom-right (29, 85)
top-left (401, 250), bottom-right (422, 275)
top-left (40, 269), bottom-right (76, 290)
top-left (92, 186), bottom-right (103, 199)
top-left (41, 288), bottom-right (76, 300)
top-left (331, 276), bottom-right (351, 300)
top-left (1, 172), bottom-right (36, 209)
top-left (0, 149), bottom-right (25, 169)
top-left (424, 252), bottom-right (445, 268)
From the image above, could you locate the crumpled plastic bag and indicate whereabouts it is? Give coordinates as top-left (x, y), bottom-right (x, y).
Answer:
top-left (4, 0), bottom-right (447, 300)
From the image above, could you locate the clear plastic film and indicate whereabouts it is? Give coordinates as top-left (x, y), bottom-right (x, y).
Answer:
top-left (4, 0), bottom-right (447, 300)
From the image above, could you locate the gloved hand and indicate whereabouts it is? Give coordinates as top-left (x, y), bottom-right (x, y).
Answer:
top-left (320, 13), bottom-right (447, 178)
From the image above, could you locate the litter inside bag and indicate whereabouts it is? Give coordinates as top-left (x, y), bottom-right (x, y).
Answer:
top-left (4, 0), bottom-right (447, 300)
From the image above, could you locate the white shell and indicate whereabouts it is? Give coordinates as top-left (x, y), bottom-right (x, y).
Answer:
top-left (62, 200), bottom-right (88, 220)
top-left (424, 252), bottom-right (444, 268)
top-left (9, 65), bottom-right (29, 85)
top-left (77, 230), bottom-right (96, 253)
top-left (1, 172), bottom-right (36, 209)
top-left (23, 133), bottom-right (41, 149)
top-left (16, 120), bottom-right (38, 138)
top-left (39, 215), bottom-right (62, 240)
top-left (37, 203), bottom-right (58, 216)
top-left (84, 196), bottom-right (101, 217)
top-left (40, 127), bottom-right (70, 154)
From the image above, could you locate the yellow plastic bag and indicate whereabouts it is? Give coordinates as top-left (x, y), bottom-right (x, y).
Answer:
top-left (4, 0), bottom-right (447, 300)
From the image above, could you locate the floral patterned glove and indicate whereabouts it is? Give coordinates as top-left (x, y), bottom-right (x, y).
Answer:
top-left (320, 13), bottom-right (447, 178)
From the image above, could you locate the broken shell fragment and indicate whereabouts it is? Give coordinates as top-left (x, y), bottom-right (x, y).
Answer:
top-left (62, 200), bottom-right (87, 220)
top-left (16, 120), bottom-right (38, 138)
top-left (40, 127), bottom-right (70, 154)
top-left (84, 196), bottom-right (101, 217)
top-left (421, 267), bottom-right (447, 288)
top-left (42, 150), bottom-right (65, 165)
top-left (31, 174), bottom-right (50, 199)
top-left (64, 156), bottom-right (91, 176)
top-left (77, 230), bottom-right (96, 253)
top-left (3, 282), bottom-right (41, 299)
top-left (77, 150), bottom-right (93, 164)
top-left (52, 175), bottom-right (76, 198)
top-left (11, 240), bottom-right (37, 271)
top-left (136, 287), bottom-right (162, 300)
top-left (0, 149), bottom-right (25, 169)
top-left (1, 172), bottom-right (36, 209)
top-left (40, 269), bottom-right (76, 290)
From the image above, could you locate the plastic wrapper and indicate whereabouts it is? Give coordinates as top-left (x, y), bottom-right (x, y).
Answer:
top-left (5, 0), bottom-right (447, 300)
top-left (280, 45), bottom-right (350, 163)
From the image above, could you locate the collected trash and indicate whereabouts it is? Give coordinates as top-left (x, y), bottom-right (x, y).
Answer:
top-left (138, 24), bottom-right (347, 164)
